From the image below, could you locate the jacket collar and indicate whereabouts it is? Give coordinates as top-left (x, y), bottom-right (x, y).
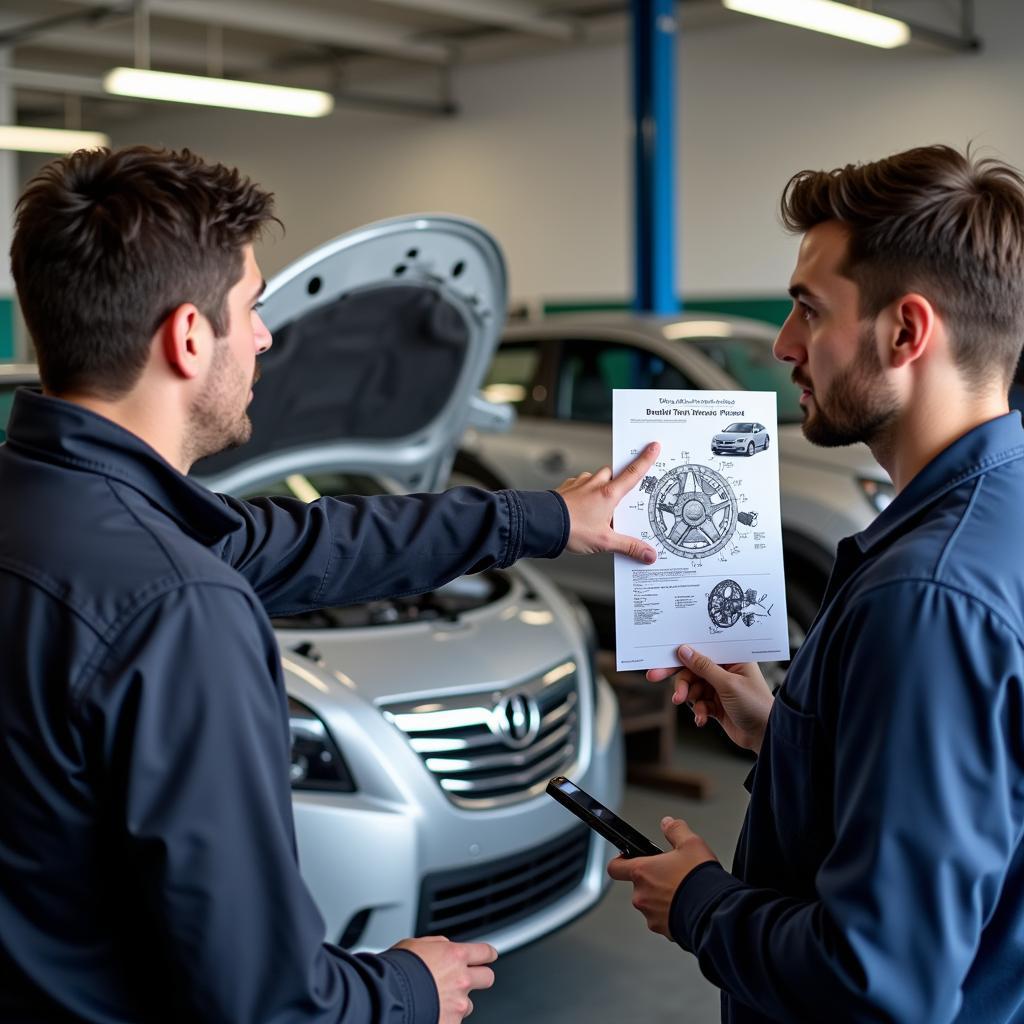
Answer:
top-left (854, 411), bottom-right (1024, 554)
top-left (5, 388), bottom-right (241, 544)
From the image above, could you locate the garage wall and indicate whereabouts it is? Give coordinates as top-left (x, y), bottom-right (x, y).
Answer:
top-left (28, 2), bottom-right (1024, 310)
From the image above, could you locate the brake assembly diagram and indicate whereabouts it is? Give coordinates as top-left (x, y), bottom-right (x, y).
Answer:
top-left (645, 463), bottom-right (758, 560)
top-left (707, 579), bottom-right (773, 629)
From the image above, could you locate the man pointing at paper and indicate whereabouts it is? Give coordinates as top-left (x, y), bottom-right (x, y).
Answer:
top-left (610, 144), bottom-right (1024, 1023)
top-left (0, 145), bottom-right (662, 1024)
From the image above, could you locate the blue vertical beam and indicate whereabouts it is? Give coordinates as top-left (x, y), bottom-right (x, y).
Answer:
top-left (631, 0), bottom-right (678, 314)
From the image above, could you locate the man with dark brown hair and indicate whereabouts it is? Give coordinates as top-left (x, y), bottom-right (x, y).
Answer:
top-left (0, 146), bottom-right (660, 1023)
top-left (611, 145), bottom-right (1024, 1023)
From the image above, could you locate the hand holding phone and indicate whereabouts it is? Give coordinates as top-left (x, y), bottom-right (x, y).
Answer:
top-left (546, 776), bottom-right (662, 858)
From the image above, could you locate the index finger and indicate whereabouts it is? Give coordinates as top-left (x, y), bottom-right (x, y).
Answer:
top-left (608, 442), bottom-right (660, 500)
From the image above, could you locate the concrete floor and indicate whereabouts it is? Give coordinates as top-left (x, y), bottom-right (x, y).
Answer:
top-left (473, 724), bottom-right (753, 1023)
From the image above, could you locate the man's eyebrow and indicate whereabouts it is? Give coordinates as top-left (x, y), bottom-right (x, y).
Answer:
top-left (788, 283), bottom-right (818, 302)
top-left (251, 279), bottom-right (267, 305)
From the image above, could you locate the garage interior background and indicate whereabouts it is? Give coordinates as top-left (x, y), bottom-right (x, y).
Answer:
top-left (0, 0), bottom-right (1009, 360)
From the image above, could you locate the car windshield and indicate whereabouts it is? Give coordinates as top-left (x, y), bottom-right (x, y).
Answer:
top-left (723, 422), bottom-right (755, 433)
top-left (689, 337), bottom-right (802, 424)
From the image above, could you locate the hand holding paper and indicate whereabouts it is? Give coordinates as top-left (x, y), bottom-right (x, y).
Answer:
top-left (647, 646), bottom-right (774, 753)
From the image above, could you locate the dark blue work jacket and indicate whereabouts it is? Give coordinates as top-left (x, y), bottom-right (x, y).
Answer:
top-left (0, 389), bottom-right (568, 1023)
top-left (671, 413), bottom-right (1024, 1023)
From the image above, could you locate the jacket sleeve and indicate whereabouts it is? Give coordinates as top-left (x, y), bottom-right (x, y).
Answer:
top-left (669, 580), bottom-right (1024, 1022)
top-left (78, 582), bottom-right (440, 1024)
top-left (215, 486), bottom-right (569, 616)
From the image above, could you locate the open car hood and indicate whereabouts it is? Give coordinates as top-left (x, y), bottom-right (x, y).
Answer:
top-left (194, 214), bottom-right (508, 494)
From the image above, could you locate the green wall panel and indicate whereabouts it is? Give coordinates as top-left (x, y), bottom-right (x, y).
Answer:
top-left (543, 295), bottom-right (791, 328)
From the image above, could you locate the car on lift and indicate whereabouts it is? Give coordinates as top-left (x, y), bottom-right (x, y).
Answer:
top-left (0, 215), bottom-right (624, 956)
top-left (452, 312), bottom-right (897, 669)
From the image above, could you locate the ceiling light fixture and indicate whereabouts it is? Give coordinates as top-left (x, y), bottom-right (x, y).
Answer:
top-left (103, 67), bottom-right (334, 118)
top-left (0, 125), bottom-right (110, 154)
top-left (723, 0), bottom-right (911, 49)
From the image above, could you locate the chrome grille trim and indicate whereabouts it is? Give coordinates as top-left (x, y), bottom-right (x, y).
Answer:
top-left (381, 660), bottom-right (581, 807)
top-left (425, 718), bottom-right (572, 774)
top-left (438, 744), bottom-right (576, 792)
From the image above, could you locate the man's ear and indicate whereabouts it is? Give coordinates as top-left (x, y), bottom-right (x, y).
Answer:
top-left (885, 293), bottom-right (936, 370)
top-left (159, 303), bottom-right (206, 380)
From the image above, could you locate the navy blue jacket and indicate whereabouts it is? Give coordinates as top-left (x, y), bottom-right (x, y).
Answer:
top-left (670, 413), bottom-right (1024, 1022)
top-left (0, 389), bottom-right (569, 1023)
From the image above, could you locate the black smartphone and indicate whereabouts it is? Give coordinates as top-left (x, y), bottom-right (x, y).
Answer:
top-left (547, 776), bottom-right (662, 858)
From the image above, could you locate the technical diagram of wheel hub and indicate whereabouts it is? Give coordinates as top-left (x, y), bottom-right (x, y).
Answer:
top-left (648, 464), bottom-right (738, 558)
top-left (708, 579), bottom-right (773, 629)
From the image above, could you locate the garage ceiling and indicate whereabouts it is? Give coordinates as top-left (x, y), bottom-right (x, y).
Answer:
top-left (0, 0), bottom-right (980, 125)
top-left (1, 0), bottom-right (648, 122)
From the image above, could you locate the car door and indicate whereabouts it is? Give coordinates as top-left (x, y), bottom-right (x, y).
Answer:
top-left (459, 337), bottom-right (563, 492)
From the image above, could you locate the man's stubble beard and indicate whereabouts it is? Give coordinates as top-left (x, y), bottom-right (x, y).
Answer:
top-left (800, 322), bottom-right (901, 449)
top-left (183, 342), bottom-right (257, 468)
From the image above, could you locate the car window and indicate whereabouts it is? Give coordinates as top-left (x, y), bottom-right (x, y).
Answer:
top-left (689, 336), bottom-right (802, 424)
top-left (239, 471), bottom-right (388, 502)
top-left (555, 340), bottom-right (698, 424)
top-left (1011, 351), bottom-right (1024, 416)
top-left (483, 341), bottom-right (543, 417)
top-left (0, 386), bottom-right (17, 443)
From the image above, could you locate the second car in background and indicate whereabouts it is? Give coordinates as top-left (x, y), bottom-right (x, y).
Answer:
top-left (454, 313), bottom-right (895, 662)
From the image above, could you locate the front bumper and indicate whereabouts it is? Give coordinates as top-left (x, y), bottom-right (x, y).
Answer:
top-left (292, 672), bottom-right (624, 955)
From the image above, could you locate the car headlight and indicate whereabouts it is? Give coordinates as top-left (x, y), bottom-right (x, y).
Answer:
top-left (564, 594), bottom-right (601, 707)
top-left (858, 477), bottom-right (895, 515)
top-left (288, 697), bottom-right (356, 792)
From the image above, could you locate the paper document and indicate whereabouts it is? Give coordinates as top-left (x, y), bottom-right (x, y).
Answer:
top-left (613, 389), bottom-right (789, 670)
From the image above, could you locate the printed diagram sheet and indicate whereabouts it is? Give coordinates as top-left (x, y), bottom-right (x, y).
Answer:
top-left (613, 390), bottom-right (789, 670)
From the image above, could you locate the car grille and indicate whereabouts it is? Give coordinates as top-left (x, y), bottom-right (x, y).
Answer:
top-left (381, 659), bottom-right (580, 807)
top-left (416, 827), bottom-right (591, 940)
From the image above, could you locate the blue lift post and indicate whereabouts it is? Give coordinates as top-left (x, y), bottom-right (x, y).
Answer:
top-left (627, 2), bottom-right (715, 803)
top-left (631, 0), bottom-right (678, 315)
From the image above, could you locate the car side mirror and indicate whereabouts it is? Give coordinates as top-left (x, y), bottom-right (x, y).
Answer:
top-left (466, 393), bottom-right (516, 434)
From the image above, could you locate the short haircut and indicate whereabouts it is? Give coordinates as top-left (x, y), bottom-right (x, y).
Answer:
top-left (781, 144), bottom-right (1024, 388)
top-left (11, 146), bottom-right (278, 397)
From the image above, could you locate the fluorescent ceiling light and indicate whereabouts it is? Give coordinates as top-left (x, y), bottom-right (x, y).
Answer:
top-left (0, 125), bottom-right (110, 154)
top-left (723, 0), bottom-right (911, 49)
top-left (103, 67), bottom-right (334, 118)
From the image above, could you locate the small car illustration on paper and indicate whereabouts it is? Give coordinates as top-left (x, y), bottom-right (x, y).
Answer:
top-left (711, 421), bottom-right (770, 457)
